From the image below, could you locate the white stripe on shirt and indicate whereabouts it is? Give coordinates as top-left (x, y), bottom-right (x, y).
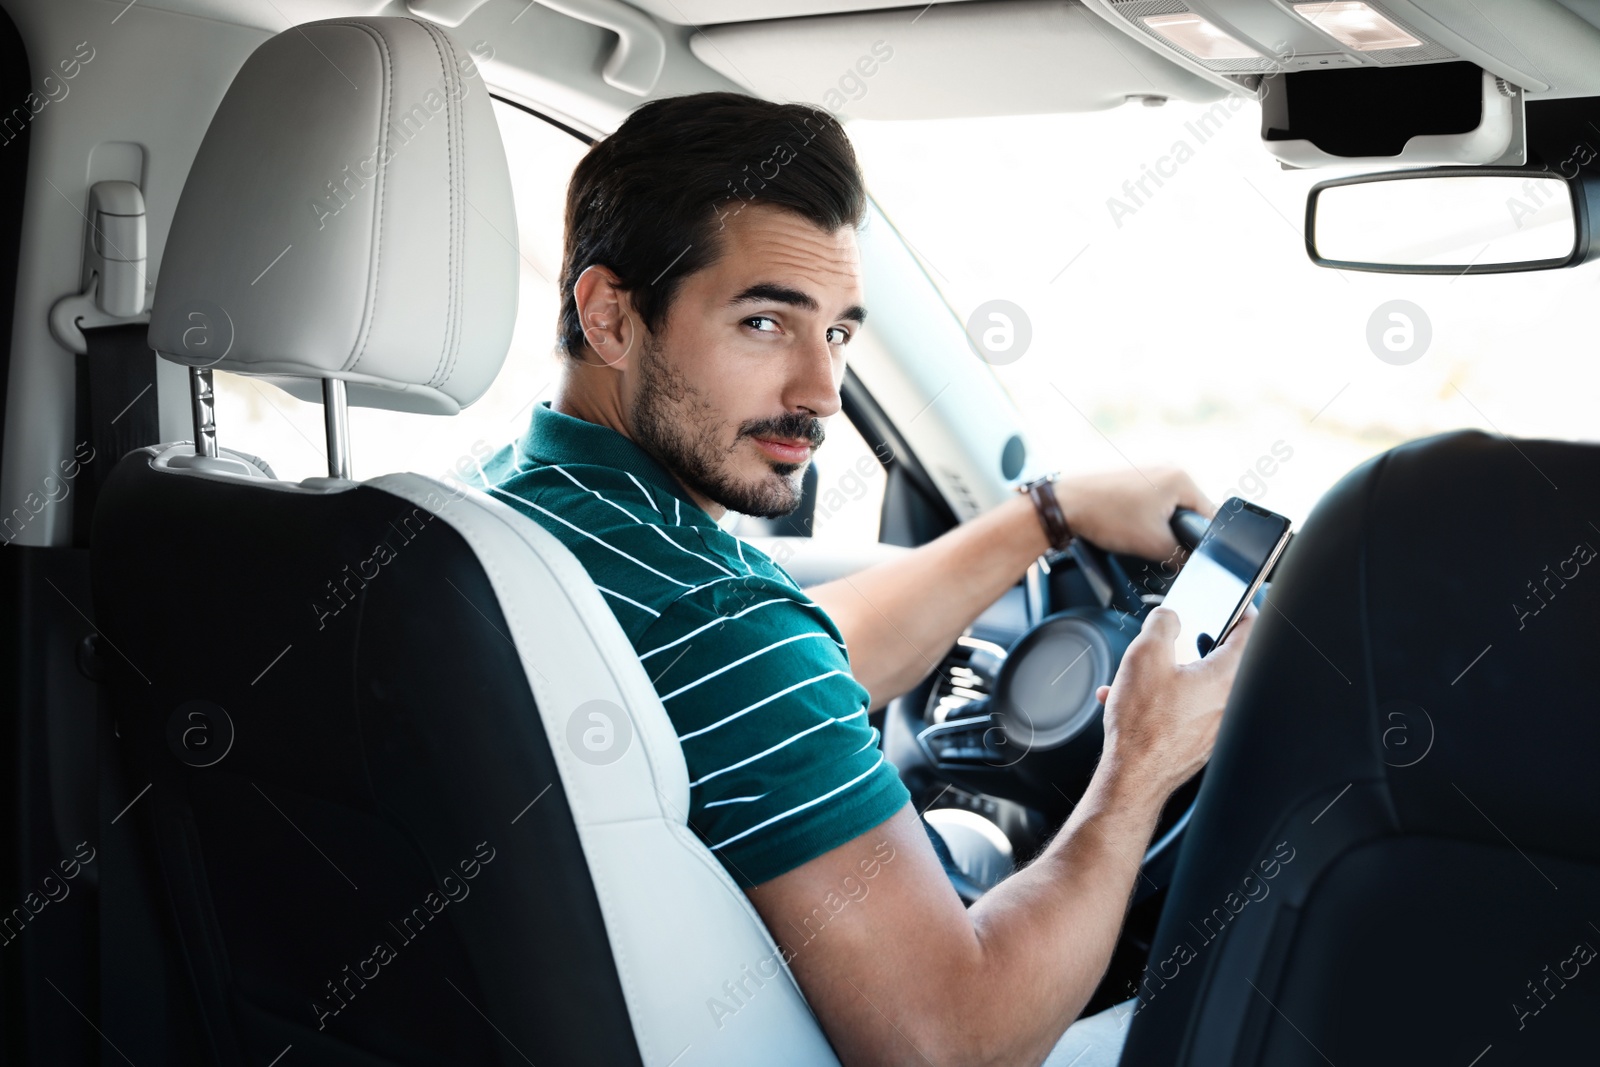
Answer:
top-left (551, 465), bottom-right (644, 525)
top-left (489, 488), bottom-right (692, 588)
top-left (552, 464), bottom-right (733, 579)
top-left (625, 471), bottom-right (662, 515)
top-left (647, 524), bottom-right (734, 577)
top-left (638, 598), bottom-right (790, 661)
top-left (708, 751), bottom-right (889, 852)
top-left (689, 706), bottom-right (868, 788)
top-left (597, 585), bottom-right (661, 617)
top-left (680, 574), bottom-right (749, 598)
top-left (655, 578), bottom-right (841, 650)
top-left (704, 793), bottom-right (768, 808)
top-left (660, 633), bottom-right (835, 703)
top-left (677, 669), bottom-right (846, 742)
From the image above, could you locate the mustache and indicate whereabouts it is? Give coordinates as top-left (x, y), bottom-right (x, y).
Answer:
top-left (738, 412), bottom-right (826, 450)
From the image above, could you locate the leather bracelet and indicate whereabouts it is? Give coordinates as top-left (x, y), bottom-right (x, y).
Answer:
top-left (1017, 472), bottom-right (1074, 554)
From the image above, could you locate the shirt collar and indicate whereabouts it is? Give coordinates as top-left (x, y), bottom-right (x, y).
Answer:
top-left (519, 401), bottom-right (714, 524)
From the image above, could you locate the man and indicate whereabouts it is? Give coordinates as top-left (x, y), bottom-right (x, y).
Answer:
top-left (477, 92), bottom-right (1256, 1066)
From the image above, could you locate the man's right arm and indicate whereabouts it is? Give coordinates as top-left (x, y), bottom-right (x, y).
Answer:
top-left (744, 604), bottom-right (1257, 1067)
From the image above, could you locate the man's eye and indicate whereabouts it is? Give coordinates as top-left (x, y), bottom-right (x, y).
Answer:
top-left (826, 326), bottom-right (851, 345)
top-left (744, 315), bottom-right (779, 333)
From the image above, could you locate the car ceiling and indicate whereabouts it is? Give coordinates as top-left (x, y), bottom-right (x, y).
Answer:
top-left (69, 0), bottom-right (1600, 131)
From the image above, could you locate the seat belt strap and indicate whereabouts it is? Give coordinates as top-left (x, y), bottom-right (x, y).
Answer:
top-left (74, 324), bottom-right (161, 545)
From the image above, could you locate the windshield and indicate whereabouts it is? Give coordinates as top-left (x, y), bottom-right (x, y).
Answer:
top-left (849, 101), bottom-right (1599, 523)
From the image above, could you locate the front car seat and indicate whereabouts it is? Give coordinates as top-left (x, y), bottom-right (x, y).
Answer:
top-left (91, 17), bottom-right (838, 1066)
top-left (1121, 428), bottom-right (1600, 1066)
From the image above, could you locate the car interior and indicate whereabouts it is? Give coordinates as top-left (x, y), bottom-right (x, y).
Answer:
top-left (1, 0), bottom-right (1596, 1065)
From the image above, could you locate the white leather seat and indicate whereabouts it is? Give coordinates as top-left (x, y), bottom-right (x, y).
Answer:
top-left (95, 16), bottom-right (839, 1066)
top-left (370, 473), bottom-right (840, 1066)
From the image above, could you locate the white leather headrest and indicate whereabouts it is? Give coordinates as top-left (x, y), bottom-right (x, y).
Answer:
top-left (150, 17), bottom-right (518, 414)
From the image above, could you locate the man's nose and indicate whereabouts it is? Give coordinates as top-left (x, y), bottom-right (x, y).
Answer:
top-left (786, 334), bottom-right (842, 420)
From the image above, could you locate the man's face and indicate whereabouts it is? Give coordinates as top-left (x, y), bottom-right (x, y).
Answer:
top-left (625, 202), bottom-right (865, 519)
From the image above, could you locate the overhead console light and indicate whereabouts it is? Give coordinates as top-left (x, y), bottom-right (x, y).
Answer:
top-left (1293, 2), bottom-right (1420, 51)
top-left (1140, 13), bottom-right (1261, 61)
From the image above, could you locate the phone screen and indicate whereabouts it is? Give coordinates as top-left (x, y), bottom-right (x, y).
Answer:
top-left (1161, 498), bottom-right (1292, 664)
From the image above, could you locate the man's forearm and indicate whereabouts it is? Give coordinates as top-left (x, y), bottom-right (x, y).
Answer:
top-left (754, 761), bottom-right (1170, 1067)
top-left (953, 758), bottom-right (1167, 1065)
top-left (805, 494), bottom-right (1049, 707)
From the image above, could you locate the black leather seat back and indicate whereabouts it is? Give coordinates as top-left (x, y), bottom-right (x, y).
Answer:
top-left (1122, 429), bottom-right (1600, 1066)
top-left (91, 452), bottom-right (643, 1067)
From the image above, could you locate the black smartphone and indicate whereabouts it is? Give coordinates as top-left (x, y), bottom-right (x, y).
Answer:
top-left (1161, 497), bottom-right (1292, 664)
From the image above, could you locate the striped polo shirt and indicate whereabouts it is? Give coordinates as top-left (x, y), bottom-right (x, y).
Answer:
top-left (474, 402), bottom-right (910, 889)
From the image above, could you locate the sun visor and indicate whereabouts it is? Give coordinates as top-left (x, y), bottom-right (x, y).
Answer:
top-left (1260, 62), bottom-right (1526, 167)
top-left (689, 0), bottom-right (1226, 119)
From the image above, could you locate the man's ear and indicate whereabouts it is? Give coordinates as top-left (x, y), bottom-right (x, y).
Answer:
top-left (573, 264), bottom-right (641, 369)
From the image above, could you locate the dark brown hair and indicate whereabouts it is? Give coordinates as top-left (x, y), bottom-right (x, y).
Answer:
top-left (558, 91), bottom-right (867, 359)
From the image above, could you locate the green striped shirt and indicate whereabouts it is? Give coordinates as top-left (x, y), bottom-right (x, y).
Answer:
top-left (474, 402), bottom-right (910, 888)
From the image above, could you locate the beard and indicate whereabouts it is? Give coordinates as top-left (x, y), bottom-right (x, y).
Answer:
top-left (629, 334), bottom-right (825, 519)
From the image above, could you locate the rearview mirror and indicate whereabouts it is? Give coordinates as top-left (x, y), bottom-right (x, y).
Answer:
top-left (1306, 167), bottom-right (1598, 274)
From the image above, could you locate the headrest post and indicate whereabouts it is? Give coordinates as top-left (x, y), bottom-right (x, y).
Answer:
top-left (189, 367), bottom-right (218, 458)
top-left (323, 378), bottom-right (353, 480)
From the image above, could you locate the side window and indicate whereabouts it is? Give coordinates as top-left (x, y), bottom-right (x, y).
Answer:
top-left (209, 99), bottom-right (591, 482)
top-left (808, 413), bottom-right (887, 543)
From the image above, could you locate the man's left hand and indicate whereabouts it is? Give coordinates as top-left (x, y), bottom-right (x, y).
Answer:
top-left (1054, 467), bottom-right (1216, 561)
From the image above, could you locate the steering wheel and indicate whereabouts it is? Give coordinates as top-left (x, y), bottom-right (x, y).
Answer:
top-left (916, 507), bottom-right (1209, 901)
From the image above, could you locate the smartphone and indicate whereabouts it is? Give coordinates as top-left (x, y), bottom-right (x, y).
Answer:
top-left (1161, 498), bottom-right (1293, 664)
